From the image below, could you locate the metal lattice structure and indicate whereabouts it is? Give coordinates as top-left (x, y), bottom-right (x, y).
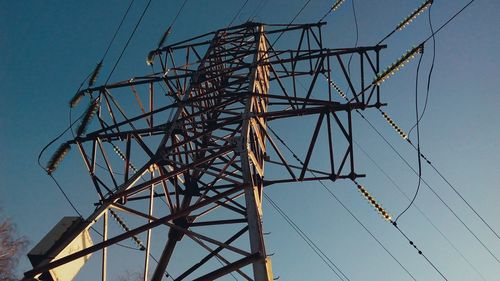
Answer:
top-left (25, 22), bottom-right (386, 280)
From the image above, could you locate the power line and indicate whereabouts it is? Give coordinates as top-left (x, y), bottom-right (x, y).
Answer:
top-left (354, 142), bottom-right (488, 281)
top-left (101, 0), bottom-right (135, 62)
top-left (376, 0), bottom-right (432, 46)
top-left (248, 0), bottom-right (268, 22)
top-left (400, 0), bottom-right (500, 245)
top-left (266, 125), bottom-right (418, 281)
top-left (154, 0), bottom-right (189, 50)
top-left (270, 0), bottom-right (312, 46)
top-left (321, 182), bottom-right (417, 281)
top-left (48, 173), bottom-right (175, 279)
top-left (422, 154), bottom-right (500, 241)
top-left (105, 0), bottom-right (154, 84)
top-left (325, 70), bottom-right (500, 269)
top-left (228, 0), bottom-right (250, 27)
top-left (377, 0), bottom-right (477, 46)
top-left (353, 178), bottom-right (449, 280)
top-left (422, 0), bottom-right (477, 44)
top-left (394, 49), bottom-right (424, 222)
top-left (318, 0), bottom-right (347, 22)
top-left (323, 24), bottom-right (500, 262)
top-left (170, 0), bottom-right (189, 28)
top-left (264, 193), bottom-right (350, 280)
top-left (355, 109), bottom-right (500, 264)
top-left (343, 0), bottom-right (359, 100)
top-left (408, 5), bottom-right (436, 137)
top-left (391, 221), bottom-right (449, 280)
top-left (87, 0), bottom-right (136, 88)
top-left (368, 0), bottom-right (500, 254)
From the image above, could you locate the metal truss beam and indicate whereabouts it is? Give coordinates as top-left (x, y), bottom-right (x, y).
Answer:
top-left (25, 22), bottom-right (386, 281)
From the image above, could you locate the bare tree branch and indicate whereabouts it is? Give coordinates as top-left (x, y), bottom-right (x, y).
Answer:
top-left (0, 210), bottom-right (28, 281)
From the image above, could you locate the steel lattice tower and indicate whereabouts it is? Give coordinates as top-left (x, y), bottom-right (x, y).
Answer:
top-left (25, 22), bottom-right (386, 281)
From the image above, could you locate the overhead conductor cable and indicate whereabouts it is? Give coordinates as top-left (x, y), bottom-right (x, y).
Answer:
top-left (147, 0), bottom-right (189, 65)
top-left (397, 0), bottom-right (433, 31)
top-left (319, 0), bottom-right (346, 22)
top-left (378, 0), bottom-right (434, 45)
top-left (373, 44), bottom-right (424, 86)
top-left (267, 125), bottom-right (417, 280)
top-left (69, 0), bottom-right (135, 108)
top-left (352, 180), bottom-right (449, 280)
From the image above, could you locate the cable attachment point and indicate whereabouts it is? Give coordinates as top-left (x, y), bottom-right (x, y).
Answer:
top-left (353, 181), bottom-right (392, 221)
top-left (157, 26), bottom-right (173, 49)
top-left (88, 61), bottom-right (104, 87)
top-left (373, 44), bottom-right (424, 86)
top-left (109, 208), bottom-right (146, 251)
top-left (325, 76), bottom-right (347, 100)
top-left (397, 0), bottom-right (434, 31)
top-left (69, 90), bottom-right (85, 108)
top-left (46, 142), bottom-right (71, 175)
top-left (111, 143), bottom-right (138, 172)
top-left (146, 50), bottom-right (156, 66)
top-left (76, 98), bottom-right (100, 137)
top-left (330, 0), bottom-right (346, 12)
top-left (379, 109), bottom-right (409, 140)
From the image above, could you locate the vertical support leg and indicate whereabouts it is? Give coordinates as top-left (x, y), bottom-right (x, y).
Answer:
top-left (242, 168), bottom-right (272, 281)
top-left (239, 24), bottom-right (273, 281)
top-left (101, 210), bottom-right (108, 281)
top-left (143, 170), bottom-right (155, 281)
top-left (151, 238), bottom-right (178, 281)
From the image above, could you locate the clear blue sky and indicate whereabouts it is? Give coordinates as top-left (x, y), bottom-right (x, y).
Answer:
top-left (1, 0), bottom-right (499, 280)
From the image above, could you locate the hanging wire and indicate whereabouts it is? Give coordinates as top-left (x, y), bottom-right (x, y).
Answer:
top-left (46, 167), bottom-right (174, 279)
top-left (352, 179), bottom-right (449, 281)
top-left (266, 125), bottom-right (417, 280)
top-left (325, 61), bottom-right (500, 264)
top-left (35, 2), bottom-right (178, 274)
top-left (317, 0), bottom-right (499, 266)
top-left (155, 0), bottom-right (189, 51)
top-left (75, 0), bottom-right (135, 92)
top-left (377, 0), bottom-right (477, 46)
top-left (228, 0), bottom-right (250, 27)
top-left (269, 0), bottom-right (313, 46)
top-left (318, 0), bottom-right (346, 22)
top-left (348, 0), bottom-right (359, 66)
top-left (372, 0), bottom-right (500, 243)
top-left (422, 0), bottom-right (476, 45)
top-left (366, 110), bottom-right (500, 264)
top-left (408, 4), bottom-right (435, 136)
top-left (248, 0), bottom-right (267, 22)
top-left (404, 4), bottom-right (499, 240)
top-left (377, 0), bottom-right (433, 45)
top-left (343, 0), bottom-right (358, 99)
top-left (394, 50), bottom-right (424, 222)
top-left (105, 0), bottom-right (154, 84)
top-left (102, 0), bottom-right (136, 62)
top-left (391, 220), bottom-right (449, 280)
top-left (264, 193), bottom-right (350, 281)
top-left (354, 141), bottom-right (488, 280)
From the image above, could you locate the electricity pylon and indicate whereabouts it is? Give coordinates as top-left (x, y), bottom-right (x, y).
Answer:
top-left (25, 22), bottom-right (385, 281)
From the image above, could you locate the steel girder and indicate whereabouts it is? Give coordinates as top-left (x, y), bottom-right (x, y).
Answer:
top-left (25, 22), bottom-right (385, 281)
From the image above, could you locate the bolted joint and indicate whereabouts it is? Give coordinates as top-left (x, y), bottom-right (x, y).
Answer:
top-left (232, 136), bottom-right (244, 154)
